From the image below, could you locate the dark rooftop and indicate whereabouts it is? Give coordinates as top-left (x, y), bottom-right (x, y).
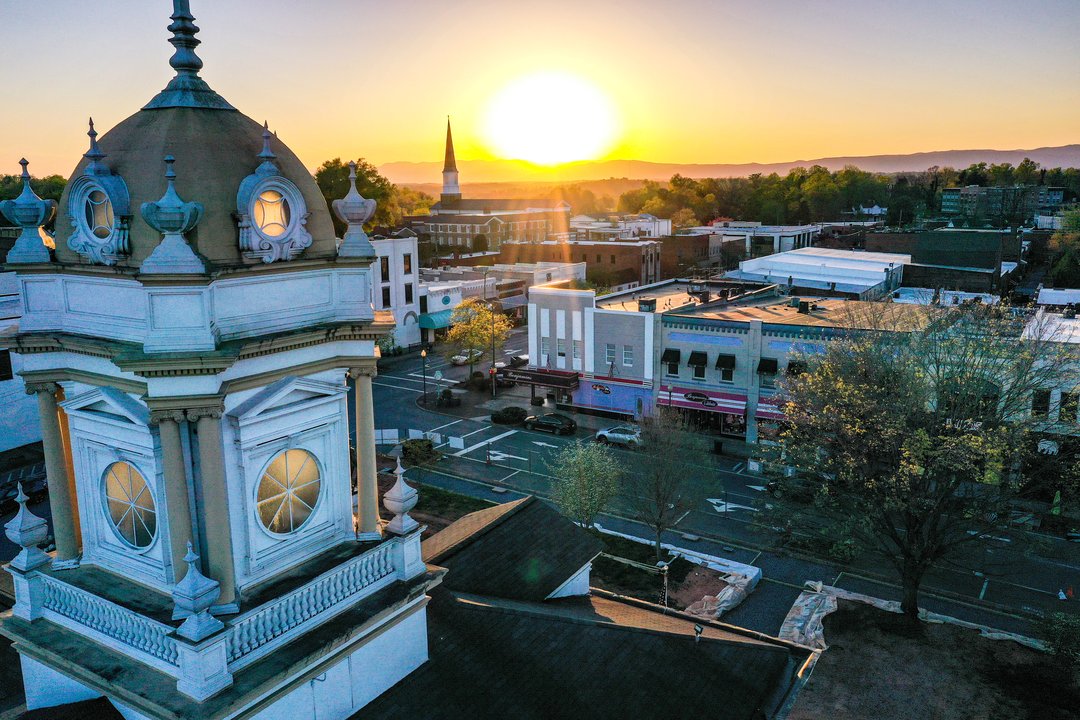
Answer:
top-left (422, 496), bottom-right (603, 602)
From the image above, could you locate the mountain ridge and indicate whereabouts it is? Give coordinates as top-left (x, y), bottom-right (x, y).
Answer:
top-left (380, 144), bottom-right (1080, 184)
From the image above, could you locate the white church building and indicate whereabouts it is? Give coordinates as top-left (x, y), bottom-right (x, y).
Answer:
top-left (0, 3), bottom-right (435, 718)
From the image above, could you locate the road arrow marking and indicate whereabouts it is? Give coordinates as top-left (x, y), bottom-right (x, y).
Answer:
top-left (532, 441), bottom-right (558, 448)
top-left (489, 451), bottom-right (527, 462)
top-left (747, 485), bottom-right (768, 492)
top-left (708, 498), bottom-right (758, 514)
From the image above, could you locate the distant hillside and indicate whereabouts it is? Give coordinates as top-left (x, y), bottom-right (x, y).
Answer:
top-left (401, 179), bottom-right (647, 201)
top-left (381, 144), bottom-right (1080, 185)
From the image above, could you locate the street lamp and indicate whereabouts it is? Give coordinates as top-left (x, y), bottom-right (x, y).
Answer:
top-left (421, 348), bottom-right (428, 405)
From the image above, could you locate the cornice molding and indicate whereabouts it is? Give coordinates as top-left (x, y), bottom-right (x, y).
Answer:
top-left (19, 369), bottom-right (146, 395)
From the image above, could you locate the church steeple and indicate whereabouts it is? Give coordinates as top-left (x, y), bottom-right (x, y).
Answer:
top-left (441, 117), bottom-right (461, 203)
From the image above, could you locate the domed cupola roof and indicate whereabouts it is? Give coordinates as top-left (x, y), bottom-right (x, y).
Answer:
top-left (51, 1), bottom-right (337, 270)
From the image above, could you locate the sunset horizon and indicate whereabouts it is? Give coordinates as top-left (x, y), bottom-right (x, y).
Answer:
top-left (3, 1), bottom-right (1079, 178)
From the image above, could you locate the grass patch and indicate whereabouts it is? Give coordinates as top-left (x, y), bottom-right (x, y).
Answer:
top-left (413, 483), bottom-right (494, 522)
top-left (588, 529), bottom-right (695, 602)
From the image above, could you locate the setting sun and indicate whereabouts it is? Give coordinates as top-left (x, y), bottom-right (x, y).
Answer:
top-left (482, 71), bottom-right (618, 165)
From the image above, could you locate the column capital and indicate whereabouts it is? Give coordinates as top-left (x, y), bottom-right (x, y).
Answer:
top-left (186, 406), bottom-right (223, 422)
top-left (149, 409), bottom-right (187, 425)
top-left (24, 381), bottom-right (59, 396)
top-left (350, 365), bottom-right (377, 379)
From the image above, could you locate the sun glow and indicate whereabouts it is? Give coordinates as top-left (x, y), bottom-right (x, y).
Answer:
top-left (482, 71), bottom-right (618, 165)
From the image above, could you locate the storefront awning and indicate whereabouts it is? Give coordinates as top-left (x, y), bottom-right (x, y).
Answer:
top-left (419, 309), bottom-right (454, 329)
top-left (757, 357), bottom-right (778, 375)
top-left (715, 354), bottom-right (736, 370)
top-left (756, 402), bottom-right (786, 421)
top-left (687, 351), bottom-right (708, 367)
top-left (661, 348), bottom-right (681, 363)
top-left (658, 386), bottom-right (747, 415)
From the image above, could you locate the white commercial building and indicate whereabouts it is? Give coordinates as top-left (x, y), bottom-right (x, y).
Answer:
top-left (695, 223), bottom-right (820, 258)
top-left (371, 233), bottom-right (421, 349)
top-left (569, 213), bottom-right (672, 240)
top-left (725, 247), bottom-right (909, 299)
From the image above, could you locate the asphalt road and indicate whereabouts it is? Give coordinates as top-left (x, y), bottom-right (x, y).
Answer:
top-left (371, 340), bottom-right (1080, 637)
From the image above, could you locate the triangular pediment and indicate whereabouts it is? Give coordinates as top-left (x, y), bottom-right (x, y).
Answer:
top-left (228, 375), bottom-right (345, 421)
top-left (62, 386), bottom-right (150, 425)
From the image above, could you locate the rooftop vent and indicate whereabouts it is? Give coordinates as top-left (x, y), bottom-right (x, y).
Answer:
top-left (638, 297), bottom-right (657, 313)
top-left (798, 301), bottom-right (811, 314)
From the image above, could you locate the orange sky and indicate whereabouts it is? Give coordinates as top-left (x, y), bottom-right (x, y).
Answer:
top-left (2, 1), bottom-right (1079, 179)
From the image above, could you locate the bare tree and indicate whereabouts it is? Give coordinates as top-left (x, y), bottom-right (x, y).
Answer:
top-left (624, 408), bottom-right (701, 561)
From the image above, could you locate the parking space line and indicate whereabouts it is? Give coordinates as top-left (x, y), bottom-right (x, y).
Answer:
top-left (452, 430), bottom-right (518, 457)
top-left (428, 419), bottom-right (464, 433)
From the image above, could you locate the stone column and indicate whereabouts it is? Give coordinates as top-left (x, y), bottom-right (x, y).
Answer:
top-left (188, 406), bottom-right (237, 609)
top-left (151, 410), bottom-right (195, 583)
top-left (26, 382), bottom-right (80, 568)
top-left (351, 365), bottom-right (381, 539)
top-left (55, 390), bottom-right (82, 545)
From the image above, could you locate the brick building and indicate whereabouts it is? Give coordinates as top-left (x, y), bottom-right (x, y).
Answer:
top-left (501, 239), bottom-right (662, 291)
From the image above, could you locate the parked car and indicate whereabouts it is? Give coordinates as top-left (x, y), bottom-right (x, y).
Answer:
top-left (450, 349), bottom-right (483, 366)
top-left (508, 354), bottom-right (529, 368)
top-left (523, 413), bottom-right (577, 435)
top-left (595, 425), bottom-right (641, 448)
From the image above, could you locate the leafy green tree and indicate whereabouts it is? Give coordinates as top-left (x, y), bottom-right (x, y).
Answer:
top-left (443, 298), bottom-right (512, 376)
top-left (765, 302), bottom-right (1074, 618)
top-left (315, 157), bottom-right (397, 235)
top-left (1014, 158), bottom-right (1041, 186)
top-left (549, 441), bottom-right (621, 529)
top-left (670, 208), bottom-right (698, 229)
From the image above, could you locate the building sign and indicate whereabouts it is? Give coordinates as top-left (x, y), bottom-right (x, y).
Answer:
top-left (572, 378), bottom-right (651, 417)
top-left (657, 385), bottom-right (747, 414)
top-left (496, 367), bottom-right (579, 390)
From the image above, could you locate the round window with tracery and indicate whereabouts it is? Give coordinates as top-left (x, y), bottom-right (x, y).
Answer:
top-left (103, 461), bottom-right (157, 549)
top-left (84, 188), bottom-right (114, 239)
top-left (253, 189), bottom-right (291, 237)
top-left (256, 449), bottom-right (321, 534)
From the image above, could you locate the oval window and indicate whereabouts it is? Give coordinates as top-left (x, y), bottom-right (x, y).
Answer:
top-left (84, 189), bottom-right (114, 239)
top-left (257, 449), bottom-right (321, 534)
top-left (254, 189), bottom-right (291, 237)
top-left (103, 462), bottom-right (157, 549)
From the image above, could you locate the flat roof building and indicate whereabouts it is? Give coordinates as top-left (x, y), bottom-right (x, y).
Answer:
top-left (724, 247), bottom-right (909, 299)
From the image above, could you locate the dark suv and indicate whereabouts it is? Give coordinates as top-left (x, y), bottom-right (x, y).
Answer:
top-left (523, 413), bottom-right (577, 435)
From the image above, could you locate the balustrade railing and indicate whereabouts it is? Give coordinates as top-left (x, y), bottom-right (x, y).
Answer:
top-left (224, 541), bottom-right (397, 667)
top-left (39, 573), bottom-right (180, 669)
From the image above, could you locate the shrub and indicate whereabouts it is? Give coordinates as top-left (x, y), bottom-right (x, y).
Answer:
top-left (401, 439), bottom-right (439, 467)
top-left (491, 406), bottom-right (528, 425)
top-left (1038, 611), bottom-right (1080, 667)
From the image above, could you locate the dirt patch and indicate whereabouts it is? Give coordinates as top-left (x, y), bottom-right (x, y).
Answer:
top-left (668, 565), bottom-right (730, 609)
top-left (790, 600), bottom-right (1080, 720)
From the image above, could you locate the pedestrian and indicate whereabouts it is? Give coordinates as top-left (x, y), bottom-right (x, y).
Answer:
top-left (1060, 589), bottom-right (1069, 601)
top-left (1069, 586), bottom-right (1076, 600)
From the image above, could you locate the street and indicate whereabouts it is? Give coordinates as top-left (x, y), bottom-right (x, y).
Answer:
top-left (370, 335), bottom-right (1080, 638)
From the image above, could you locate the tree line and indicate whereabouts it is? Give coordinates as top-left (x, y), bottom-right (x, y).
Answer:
top-left (616, 161), bottom-right (1080, 228)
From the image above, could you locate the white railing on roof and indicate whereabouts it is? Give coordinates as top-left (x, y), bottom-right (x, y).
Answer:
top-left (39, 573), bottom-right (180, 671)
top-left (223, 540), bottom-right (398, 669)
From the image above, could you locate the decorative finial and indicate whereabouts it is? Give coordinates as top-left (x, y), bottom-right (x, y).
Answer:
top-left (259, 121), bottom-right (276, 161)
top-left (383, 457), bottom-right (419, 535)
top-left (142, 1), bottom-right (235, 111)
top-left (140, 154), bottom-right (206, 274)
top-left (4, 483), bottom-right (51, 572)
top-left (333, 160), bottom-right (377, 258)
top-left (0, 159), bottom-right (56, 265)
top-left (171, 539), bottom-right (224, 639)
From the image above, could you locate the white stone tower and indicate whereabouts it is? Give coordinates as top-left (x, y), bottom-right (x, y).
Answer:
top-left (440, 118), bottom-right (462, 203)
top-left (0, 3), bottom-right (436, 718)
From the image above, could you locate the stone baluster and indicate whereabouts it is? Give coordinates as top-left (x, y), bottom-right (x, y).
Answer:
top-left (25, 382), bottom-right (80, 568)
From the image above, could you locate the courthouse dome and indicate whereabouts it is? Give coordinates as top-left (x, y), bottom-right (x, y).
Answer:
top-left (51, 1), bottom-right (336, 269)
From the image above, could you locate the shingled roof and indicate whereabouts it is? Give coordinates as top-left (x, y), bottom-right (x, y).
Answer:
top-left (422, 496), bottom-right (603, 602)
top-left (362, 588), bottom-right (812, 720)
